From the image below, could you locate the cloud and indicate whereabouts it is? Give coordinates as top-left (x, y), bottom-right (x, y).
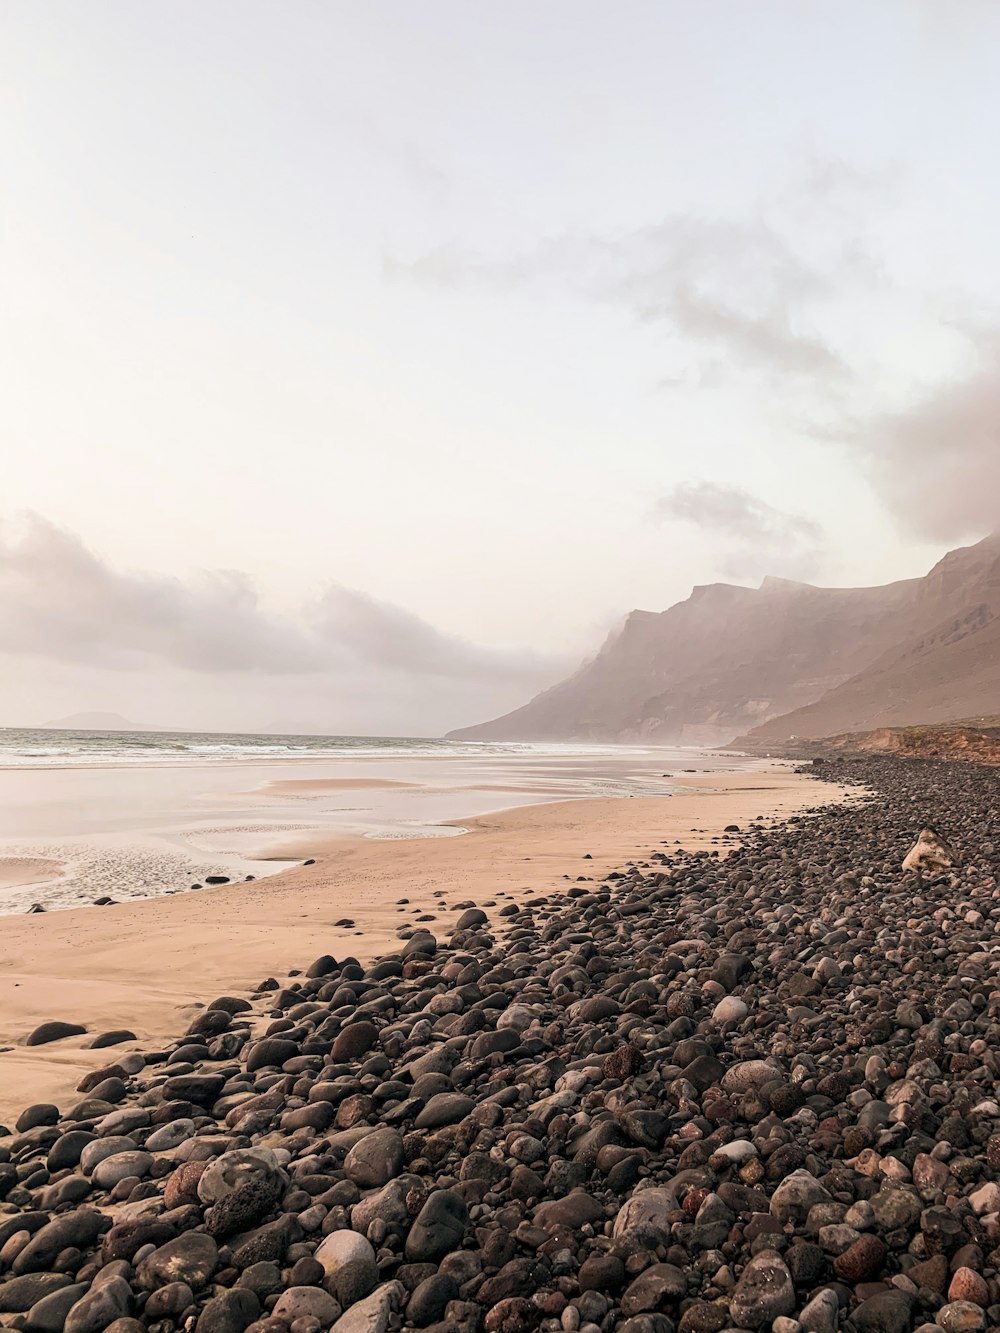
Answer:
top-left (845, 360), bottom-right (1000, 543)
top-left (602, 217), bottom-right (850, 384)
top-left (655, 482), bottom-right (824, 581)
top-left (0, 518), bottom-right (322, 672)
top-left (0, 515), bottom-right (565, 688)
top-left (315, 585), bottom-right (561, 683)
top-left (386, 209), bottom-right (861, 384)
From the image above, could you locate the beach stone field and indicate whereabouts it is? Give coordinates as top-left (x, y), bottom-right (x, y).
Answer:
top-left (1, 756), bottom-right (1000, 1333)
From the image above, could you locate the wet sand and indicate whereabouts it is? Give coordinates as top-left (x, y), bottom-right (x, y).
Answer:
top-left (0, 746), bottom-right (714, 911)
top-left (0, 856), bottom-right (65, 889)
top-left (0, 765), bottom-right (848, 1126)
top-left (0, 747), bottom-right (750, 909)
top-left (259, 777), bottom-right (418, 793)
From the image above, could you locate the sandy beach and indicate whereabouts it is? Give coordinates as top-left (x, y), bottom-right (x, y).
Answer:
top-left (0, 855), bottom-right (64, 889)
top-left (0, 742), bottom-right (752, 912)
top-left (0, 763), bottom-right (845, 1126)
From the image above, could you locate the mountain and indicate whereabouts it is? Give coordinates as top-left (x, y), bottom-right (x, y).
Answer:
top-left (450, 532), bottom-right (1000, 745)
top-left (40, 711), bottom-right (144, 731)
top-left (739, 530), bottom-right (1000, 745)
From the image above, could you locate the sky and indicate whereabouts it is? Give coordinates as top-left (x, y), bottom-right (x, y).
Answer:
top-left (2, 1), bottom-right (1000, 735)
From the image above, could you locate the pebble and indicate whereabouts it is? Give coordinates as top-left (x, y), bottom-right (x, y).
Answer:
top-left (937, 1301), bottom-right (987, 1333)
top-left (711, 996), bottom-right (748, 1024)
top-left (329, 1279), bottom-right (402, 1333)
top-left (0, 754), bottom-right (999, 1333)
top-left (313, 1231), bottom-right (375, 1278)
top-left (729, 1252), bottom-right (795, 1329)
top-left (24, 1021), bottom-right (87, 1047)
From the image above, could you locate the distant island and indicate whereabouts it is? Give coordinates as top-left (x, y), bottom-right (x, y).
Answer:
top-left (40, 711), bottom-right (146, 731)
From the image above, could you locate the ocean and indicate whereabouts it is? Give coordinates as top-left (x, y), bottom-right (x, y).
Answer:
top-left (0, 727), bottom-right (612, 768)
top-left (0, 730), bottom-right (733, 912)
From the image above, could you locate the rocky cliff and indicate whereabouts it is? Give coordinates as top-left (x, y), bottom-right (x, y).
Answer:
top-left (451, 532), bottom-right (1000, 745)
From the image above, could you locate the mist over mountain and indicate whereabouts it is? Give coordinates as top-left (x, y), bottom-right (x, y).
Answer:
top-left (450, 532), bottom-right (1000, 746)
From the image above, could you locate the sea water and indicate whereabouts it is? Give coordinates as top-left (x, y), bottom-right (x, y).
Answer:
top-left (0, 726), bottom-right (613, 767)
top-left (0, 729), bottom-right (747, 913)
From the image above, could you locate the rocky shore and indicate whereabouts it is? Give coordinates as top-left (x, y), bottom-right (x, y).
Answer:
top-left (801, 727), bottom-right (1000, 769)
top-left (0, 755), bottom-right (997, 1333)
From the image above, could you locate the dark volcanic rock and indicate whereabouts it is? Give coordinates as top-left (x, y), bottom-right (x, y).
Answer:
top-left (343, 1126), bottom-right (405, 1188)
top-left (25, 1021), bottom-right (87, 1046)
top-left (64, 1276), bottom-right (134, 1333)
top-left (0, 1274), bottom-right (73, 1313)
top-left (205, 1172), bottom-right (283, 1237)
top-left (13, 1212), bottom-right (106, 1274)
top-left (194, 1288), bottom-right (260, 1333)
top-left (835, 1234), bottom-right (888, 1281)
top-left (414, 1093), bottom-right (475, 1129)
top-left (136, 1234), bottom-right (219, 1291)
top-left (24, 1282), bottom-right (89, 1331)
top-left (405, 1190), bottom-right (469, 1261)
top-left (852, 1290), bottom-right (916, 1333)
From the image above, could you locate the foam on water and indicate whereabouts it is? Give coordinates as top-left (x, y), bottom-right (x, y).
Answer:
top-left (0, 838), bottom-right (259, 916)
top-left (0, 731), bottom-right (750, 913)
top-left (0, 727), bottom-right (627, 768)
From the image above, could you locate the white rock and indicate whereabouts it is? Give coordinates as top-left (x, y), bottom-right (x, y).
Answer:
top-left (529, 1092), bottom-right (577, 1113)
top-left (145, 1120), bottom-right (195, 1152)
top-left (555, 1070), bottom-right (595, 1094)
top-left (314, 1230), bottom-right (376, 1277)
top-left (95, 1107), bottom-right (149, 1136)
top-left (710, 1140), bottom-right (758, 1166)
top-left (80, 1136), bottom-right (136, 1175)
top-left (712, 997), bottom-right (749, 1023)
top-left (721, 1060), bottom-right (782, 1094)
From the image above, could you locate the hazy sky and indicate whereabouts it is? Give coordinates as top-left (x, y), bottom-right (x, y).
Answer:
top-left (2, 1), bottom-right (999, 734)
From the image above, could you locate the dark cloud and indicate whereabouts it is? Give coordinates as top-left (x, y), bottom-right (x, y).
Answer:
top-left (655, 482), bottom-right (824, 581)
top-left (846, 360), bottom-right (1000, 543)
top-left (0, 516), bottom-right (566, 689)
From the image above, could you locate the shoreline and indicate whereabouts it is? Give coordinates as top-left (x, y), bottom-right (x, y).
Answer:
top-left (0, 747), bottom-right (770, 911)
top-left (0, 739), bottom-right (707, 774)
top-left (0, 764), bottom-right (843, 1126)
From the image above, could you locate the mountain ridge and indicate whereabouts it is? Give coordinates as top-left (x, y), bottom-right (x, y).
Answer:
top-left (450, 531), bottom-right (1000, 745)
top-left (738, 529), bottom-right (1000, 745)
